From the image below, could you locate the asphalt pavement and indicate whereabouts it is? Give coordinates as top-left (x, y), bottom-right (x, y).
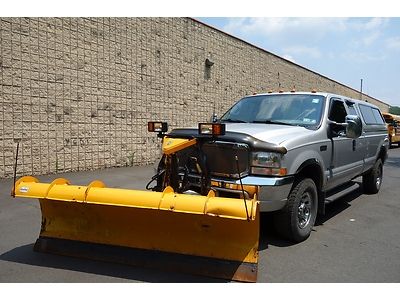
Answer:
top-left (1, 148), bottom-right (399, 282)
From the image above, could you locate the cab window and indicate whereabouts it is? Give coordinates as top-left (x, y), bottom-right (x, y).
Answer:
top-left (359, 104), bottom-right (384, 125)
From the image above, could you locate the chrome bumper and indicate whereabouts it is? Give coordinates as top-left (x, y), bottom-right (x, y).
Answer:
top-left (211, 176), bottom-right (294, 212)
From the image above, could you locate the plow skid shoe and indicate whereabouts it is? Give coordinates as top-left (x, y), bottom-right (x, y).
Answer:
top-left (13, 176), bottom-right (260, 282)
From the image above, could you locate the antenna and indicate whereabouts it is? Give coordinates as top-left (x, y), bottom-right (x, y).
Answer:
top-left (212, 101), bottom-right (217, 123)
top-left (12, 141), bottom-right (20, 198)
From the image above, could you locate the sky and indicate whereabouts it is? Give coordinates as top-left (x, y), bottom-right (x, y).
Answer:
top-left (197, 17), bottom-right (400, 107)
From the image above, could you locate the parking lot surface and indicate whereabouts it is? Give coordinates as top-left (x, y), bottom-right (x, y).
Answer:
top-left (1, 148), bottom-right (399, 282)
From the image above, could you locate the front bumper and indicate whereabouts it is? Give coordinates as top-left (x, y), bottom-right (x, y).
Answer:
top-left (210, 176), bottom-right (294, 212)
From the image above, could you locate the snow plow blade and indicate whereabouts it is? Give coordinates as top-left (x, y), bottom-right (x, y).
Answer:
top-left (13, 176), bottom-right (260, 282)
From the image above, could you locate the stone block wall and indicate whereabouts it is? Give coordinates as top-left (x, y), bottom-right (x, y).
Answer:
top-left (0, 17), bottom-right (389, 178)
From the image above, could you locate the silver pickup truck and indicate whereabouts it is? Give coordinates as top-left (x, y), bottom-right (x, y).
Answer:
top-left (165, 92), bottom-right (389, 242)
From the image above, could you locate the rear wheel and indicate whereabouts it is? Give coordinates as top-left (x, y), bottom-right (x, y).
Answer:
top-left (274, 178), bottom-right (318, 242)
top-left (363, 158), bottom-right (383, 194)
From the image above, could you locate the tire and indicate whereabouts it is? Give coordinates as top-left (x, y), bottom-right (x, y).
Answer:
top-left (363, 158), bottom-right (383, 194)
top-left (274, 178), bottom-right (318, 243)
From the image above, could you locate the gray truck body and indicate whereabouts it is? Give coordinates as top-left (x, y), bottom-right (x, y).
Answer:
top-left (172, 92), bottom-right (389, 213)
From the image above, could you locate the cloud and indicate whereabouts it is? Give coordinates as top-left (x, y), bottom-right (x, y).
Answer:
top-left (283, 45), bottom-right (322, 59)
top-left (223, 17), bottom-right (348, 40)
top-left (342, 51), bottom-right (386, 62)
top-left (348, 18), bottom-right (389, 47)
top-left (362, 30), bottom-right (381, 46)
top-left (222, 17), bottom-right (248, 34)
top-left (363, 17), bottom-right (389, 31)
top-left (282, 54), bottom-right (296, 63)
top-left (350, 17), bottom-right (389, 32)
top-left (385, 36), bottom-right (400, 50)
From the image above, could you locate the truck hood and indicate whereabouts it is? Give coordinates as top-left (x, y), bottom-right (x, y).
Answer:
top-left (224, 123), bottom-right (312, 145)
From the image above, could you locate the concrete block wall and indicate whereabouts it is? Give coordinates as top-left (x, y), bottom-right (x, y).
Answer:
top-left (0, 17), bottom-right (390, 178)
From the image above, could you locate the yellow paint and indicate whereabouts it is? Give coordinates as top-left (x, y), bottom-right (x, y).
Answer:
top-left (382, 112), bottom-right (400, 143)
top-left (13, 176), bottom-right (259, 264)
top-left (162, 137), bottom-right (197, 155)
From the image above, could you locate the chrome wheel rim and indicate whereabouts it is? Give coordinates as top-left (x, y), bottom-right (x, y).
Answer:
top-left (298, 192), bottom-right (312, 229)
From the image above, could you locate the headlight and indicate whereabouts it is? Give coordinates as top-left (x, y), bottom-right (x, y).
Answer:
top-left (251, 152), bottom-right (281, 168)
top-left (251, 152), bottom-right (287, 176)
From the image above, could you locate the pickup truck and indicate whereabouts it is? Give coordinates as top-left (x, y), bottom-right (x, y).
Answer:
top-left (164, 92), bottom-right (389, 242)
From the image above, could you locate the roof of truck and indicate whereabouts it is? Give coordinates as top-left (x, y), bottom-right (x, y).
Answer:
top-left (245, 92), bottom-right (380, 110)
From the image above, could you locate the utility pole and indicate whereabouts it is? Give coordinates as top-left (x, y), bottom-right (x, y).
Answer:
top-left (360, 79), bottom-right (363, 100)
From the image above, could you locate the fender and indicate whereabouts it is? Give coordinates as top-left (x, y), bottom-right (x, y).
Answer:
top-left (295, 158), bottom-right (326, 215)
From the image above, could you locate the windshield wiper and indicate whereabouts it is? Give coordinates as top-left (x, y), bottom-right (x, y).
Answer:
top-left (252, 120), bottom-right (296, 126)
top-left (221, 118), bottom-right (248, 123)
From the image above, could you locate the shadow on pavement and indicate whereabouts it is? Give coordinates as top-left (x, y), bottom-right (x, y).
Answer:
top-left (0, 243), bottom-right (225, 283)
top-left (385, 156), bottom-right (400, 168)
top-left (316, 183), bottom-right (363, 226)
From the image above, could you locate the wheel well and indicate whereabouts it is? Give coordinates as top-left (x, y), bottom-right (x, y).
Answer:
top-left (378, 146), bottom-right (387, 163)
top-left (295, 162), bottom-right (325, 215)
top-left (296, 163), bottom-right (323, 191)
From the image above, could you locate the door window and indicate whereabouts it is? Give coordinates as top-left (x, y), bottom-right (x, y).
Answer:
top-left (329, 99), bottom-right (347, 135)
top-left (329, 99), bottom-right (347, 123)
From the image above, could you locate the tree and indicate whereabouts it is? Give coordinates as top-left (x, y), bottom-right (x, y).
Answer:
top-left (389, 106), bottom-right (400, 115)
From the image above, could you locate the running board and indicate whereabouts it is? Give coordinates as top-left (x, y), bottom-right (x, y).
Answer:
top-left (325, 181), bottom-right (360, 204)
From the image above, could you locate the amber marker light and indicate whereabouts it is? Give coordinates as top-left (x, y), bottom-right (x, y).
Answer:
top-left (148, 122), bottom-right (168, 133)
top-left (198, 123), bottom-right (226, 136)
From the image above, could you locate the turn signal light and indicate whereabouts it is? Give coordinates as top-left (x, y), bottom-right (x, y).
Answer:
top-left (198, 123), bottom-right (226, 136)
top-left (148, 122), bottom-right (168, 133)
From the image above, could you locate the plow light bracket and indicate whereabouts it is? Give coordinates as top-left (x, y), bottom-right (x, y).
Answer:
top-left (198, 123), bottom-right (226, 136)
top-left (148, 122), bottom-right (168, 133)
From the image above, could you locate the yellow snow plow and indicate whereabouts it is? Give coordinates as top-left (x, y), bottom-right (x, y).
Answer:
top-left (11, 122), bottom-right (260, 282)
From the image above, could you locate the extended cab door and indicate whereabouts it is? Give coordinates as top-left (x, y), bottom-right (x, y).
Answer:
top-left (358, 104), bottom-right (387, 172)
top-left (326, 98), bottom-right (365, 189)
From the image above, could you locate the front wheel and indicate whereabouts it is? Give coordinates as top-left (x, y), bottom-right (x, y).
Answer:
top-left (363, 158), bottom-right (383, 194)
top-left (274, 178), bottom-right (318, 242)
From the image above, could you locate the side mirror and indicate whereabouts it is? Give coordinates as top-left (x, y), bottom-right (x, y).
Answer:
top-left (345, 115), bottom-right (362, 139)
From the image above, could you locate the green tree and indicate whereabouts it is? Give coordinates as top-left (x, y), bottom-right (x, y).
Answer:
top-left (389, 106), bottom-right (400, 115)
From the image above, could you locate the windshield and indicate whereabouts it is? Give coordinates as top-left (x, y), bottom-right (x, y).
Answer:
top-left (220, 94), bottom-right (326, 128)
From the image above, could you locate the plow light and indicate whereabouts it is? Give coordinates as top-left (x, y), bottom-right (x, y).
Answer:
top-left (148, 122), bottom-right (168, 133)
top-left (198, 123), bottom-right (226, 136)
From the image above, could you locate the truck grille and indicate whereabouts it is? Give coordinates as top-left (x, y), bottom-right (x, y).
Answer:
top-left (201, 141), bottom-right (250, 178)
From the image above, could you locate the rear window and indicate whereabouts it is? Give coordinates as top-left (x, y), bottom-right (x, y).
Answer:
top-left (359, 104), bottom-right (384, 125)
top-left (372, 109), bottom-right (384, 125)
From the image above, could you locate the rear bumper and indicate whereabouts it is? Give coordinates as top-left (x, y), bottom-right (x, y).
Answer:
top-left (210, 176), bottom-right (294, 212)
